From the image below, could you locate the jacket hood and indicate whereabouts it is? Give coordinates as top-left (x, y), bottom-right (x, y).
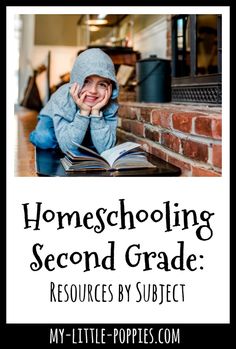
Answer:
top-left (39, 48), bottom-right (119, 123)
top-left (70, 48), bottom-right (119, 99)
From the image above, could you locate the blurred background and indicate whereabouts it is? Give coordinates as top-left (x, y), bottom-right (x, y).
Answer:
top-left (14, 14), bottom-right (221, 107)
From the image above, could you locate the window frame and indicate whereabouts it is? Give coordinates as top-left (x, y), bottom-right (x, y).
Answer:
top-left (171, 14), bottom-right (222, 105)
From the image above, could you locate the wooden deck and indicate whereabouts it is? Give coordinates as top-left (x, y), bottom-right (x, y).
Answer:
top-left (15, 106), bottom-right (38, 176)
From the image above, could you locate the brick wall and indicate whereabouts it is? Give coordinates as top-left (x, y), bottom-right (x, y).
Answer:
top-left (117, 102), bottom-right (222, 176)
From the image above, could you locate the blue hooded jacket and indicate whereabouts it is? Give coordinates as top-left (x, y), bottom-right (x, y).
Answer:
top-left (39, 48), bottom-right (119, 154)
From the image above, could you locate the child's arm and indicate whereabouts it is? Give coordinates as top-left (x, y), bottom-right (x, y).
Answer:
top-left (53, 111), bottom-right (90, 154)
top-left (90, 107), bottom-right (118, 154)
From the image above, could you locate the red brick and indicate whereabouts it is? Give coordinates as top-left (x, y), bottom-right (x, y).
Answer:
top-left (140, 107), bottom-right (152, 123)
top-left (212, 119), bottom-right (222, 139)
top-left (162, 132), bottom-right (180, 152)
top-left (144, 126), bottom-right (160, 142)
top-left (131, 121), bottom-right (144, 137)
top-left (151, 110), bottom-right (171, 128)
top-left (118, 105), bottom-right (127, 118)
top-left (129, 107), bottom-right (140, 120)
top-left (117, 129), bottom-right (137, 143)
top-left (192, 167), bottom-right (221, 176)
top-left (166, 49), bottom-right (171, 58)
top-left (121, 119), bottom-right (131, 132)
top-left (172, 113), bottom-right (193, 133)
top-left (212, 144), bottom-right (222, 168)
top-left (139, 139), bottom-right (151, 153)
top-left (118, 105), bottom-right (128, 119)
top-left (118, 91), bottom-right (136, 102)
top-left (118, 105), bottom-right (137, 120)
top-left (195, 117), bottom-right (212, 137)
top-left (182, 139), bottom-right (208, 162)
top-left (126, 134), bottom-right (138, 143)
top-left (166, 31), bottom-right (171, 40)
top-left (150, 146), bottom-right (167, 161)
top-left (167, 155), bottom-right (191, 172)
top-left (117, 130), bottom-right (128, 142)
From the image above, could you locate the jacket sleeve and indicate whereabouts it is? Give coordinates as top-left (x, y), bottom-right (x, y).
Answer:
top-left (90, 107), bottom-right (118, 154)
top-left (53, 110), bottom-right (90, 154)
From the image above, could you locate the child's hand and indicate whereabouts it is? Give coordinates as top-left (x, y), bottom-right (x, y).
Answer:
top-left (91, 84), bottom-right (112, 116)
top-left (70, 83), bottom-right (91, 116)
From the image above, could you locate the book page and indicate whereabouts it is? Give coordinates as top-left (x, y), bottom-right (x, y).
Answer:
top-left (101, 142), bottom-right (140, 167)
top-left (72, 141), bottom-right (103, 158)
top-left (72, 141), bottom-right (111, 166)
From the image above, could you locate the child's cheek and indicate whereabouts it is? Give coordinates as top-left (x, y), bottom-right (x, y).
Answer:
top-left (101, 90), bottom-right (107, 99)
top-left (78, 88), bottom-right (87, 98)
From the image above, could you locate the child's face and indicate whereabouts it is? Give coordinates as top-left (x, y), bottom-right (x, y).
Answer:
top-left (80, 75), bottom-right (112, 107)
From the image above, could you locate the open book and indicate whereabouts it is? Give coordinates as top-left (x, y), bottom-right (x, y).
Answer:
top-left (61, 141), bottom-right (156, 172)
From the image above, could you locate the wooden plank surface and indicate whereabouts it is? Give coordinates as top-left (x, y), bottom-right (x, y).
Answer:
top-left (14, 106), bottom-right (38, 176)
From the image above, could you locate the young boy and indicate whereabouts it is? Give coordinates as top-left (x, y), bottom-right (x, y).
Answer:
top-left (29, 48), bottom-right (119, 154)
